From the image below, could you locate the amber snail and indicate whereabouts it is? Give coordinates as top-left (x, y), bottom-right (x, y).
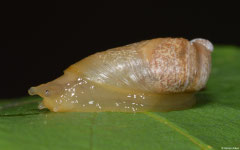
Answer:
top-left (28, 37), bottom-right (213, 112)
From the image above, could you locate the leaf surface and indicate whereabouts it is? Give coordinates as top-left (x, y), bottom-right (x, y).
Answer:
top-left (0, 45), bottom-right (240, 150)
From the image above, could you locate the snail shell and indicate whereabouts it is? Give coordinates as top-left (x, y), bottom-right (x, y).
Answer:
top-left (28, 37), bottom-right (213, 112)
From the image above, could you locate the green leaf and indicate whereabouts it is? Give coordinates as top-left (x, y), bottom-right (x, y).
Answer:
top-left (0, 45), bottom-right (240, 150)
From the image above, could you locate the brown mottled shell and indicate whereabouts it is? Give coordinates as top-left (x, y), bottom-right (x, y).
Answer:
top-left (140, 38), bottom-right (212, 93)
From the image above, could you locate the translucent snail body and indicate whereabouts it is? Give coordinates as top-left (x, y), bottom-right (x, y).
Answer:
top-left (28, 38), bottom-right (213, 112)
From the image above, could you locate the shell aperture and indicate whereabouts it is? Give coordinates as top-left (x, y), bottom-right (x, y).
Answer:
top-left (28, 38), bottom-right (213, 112)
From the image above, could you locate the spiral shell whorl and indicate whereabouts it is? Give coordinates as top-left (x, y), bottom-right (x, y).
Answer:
top-left (142, 38), bottom-right (212, 93)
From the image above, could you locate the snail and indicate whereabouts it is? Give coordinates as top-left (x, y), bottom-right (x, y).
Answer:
top-left (28, 37), bottom-right (213, 112)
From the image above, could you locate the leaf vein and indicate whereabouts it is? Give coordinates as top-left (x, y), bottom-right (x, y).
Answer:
top-left (143, 112), bottom-right (214, 150)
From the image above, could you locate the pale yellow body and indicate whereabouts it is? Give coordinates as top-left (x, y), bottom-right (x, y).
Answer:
top-left (28, 37), bottom-right (213, 112)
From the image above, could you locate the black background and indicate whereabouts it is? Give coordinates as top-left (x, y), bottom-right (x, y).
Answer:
top-left (0, 1), bottom-right (239, 98)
